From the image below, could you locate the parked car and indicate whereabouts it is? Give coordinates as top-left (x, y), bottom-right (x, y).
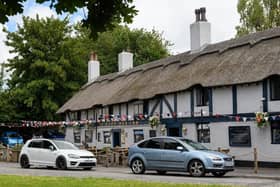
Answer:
top-left (19, 139), bottom-right (96, 170)
top-left (0, 131), bottom-right (23, 147)
top-left (128, 136), bottom-right (234, 177)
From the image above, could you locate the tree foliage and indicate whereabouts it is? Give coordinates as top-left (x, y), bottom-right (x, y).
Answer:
top-left (4, 16), bottom-right (89, 121)
top-left (236, 0), bottom-right (280, 37)
top-left (2, 17), bottom-right (170, 121)
top-left (90, 25), bottom-right (171, 74)
top-left (0, 0), bottom-right (138, 38)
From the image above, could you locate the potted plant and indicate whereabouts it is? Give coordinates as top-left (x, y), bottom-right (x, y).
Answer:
top-left (255, 112), bottom-right (270, 128)
top-left (149, 116), bottom-right (160, 129)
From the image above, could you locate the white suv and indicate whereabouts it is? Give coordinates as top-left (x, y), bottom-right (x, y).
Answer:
top-left (19, 139), bottom-right (97, 170)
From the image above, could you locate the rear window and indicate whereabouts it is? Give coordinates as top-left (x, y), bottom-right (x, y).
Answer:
top-left (138, 138), bottom-right (161, 149)
top-left (28, 141), bottom-right (42, 148)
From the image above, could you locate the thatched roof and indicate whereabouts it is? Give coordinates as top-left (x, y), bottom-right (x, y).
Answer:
top-left (57, 27), bottom-right (280, 113)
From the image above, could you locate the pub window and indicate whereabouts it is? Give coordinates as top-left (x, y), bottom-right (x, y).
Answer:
top-left (197, 123), bottom-right (210, 143)
top-left (149, 130), bottom-right (156, 138)
top-left (134, 102), bottom-right (143, 115)
top-left (196, 86), bottom-right (209, 106)
top-left (109, 105), bottom-right (113, 115)
top-left (134, 129), bottom-right (144, 143)
top-left (103, 131), bottom-right (111, 144)
top-left (229, 126), bottom-right (251, 147)
top-left (85, 130), bottom-right (93, 143)
top-left (73, 130), bottom-right (81, 144)
top-left (271, 122), bottom-right (280, 144)
top-left (270, 76), bottom-right (280, 100)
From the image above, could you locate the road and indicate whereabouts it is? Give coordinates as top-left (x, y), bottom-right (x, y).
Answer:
top-left (0, 162), bottom-right (280, 187)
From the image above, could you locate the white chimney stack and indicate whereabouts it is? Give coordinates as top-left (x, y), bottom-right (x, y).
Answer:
top-left (118, 51), bottom-right (133, 72)
top-left (88, 52), bottom-right (100, 83)
top-left (190, 7), bottom-right (211, 53)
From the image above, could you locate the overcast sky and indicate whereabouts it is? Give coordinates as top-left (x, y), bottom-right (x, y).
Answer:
top-left (0, 0), bottom-right (240, 65)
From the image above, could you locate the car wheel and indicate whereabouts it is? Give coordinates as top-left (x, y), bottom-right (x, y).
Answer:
top-left (83, 167), bottom-right (92, 170)
top-left (212, 171), bottom-right (227, 177)
top-left (20, 155), bottom-right (30, 169)
top-left (131, 158), bottom-right (145, 174)
top-left (156, 170), bottom-right (167, 175)
top-left (188, 160), bottom-right (205, 177)
top-left (56, 157), bottom-right (67, 170)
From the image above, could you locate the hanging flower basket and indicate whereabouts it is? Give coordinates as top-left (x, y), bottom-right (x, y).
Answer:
top-left (149, 116), bottom-right (160, 129)
top-left (255, 112), bottom-right (270, 128)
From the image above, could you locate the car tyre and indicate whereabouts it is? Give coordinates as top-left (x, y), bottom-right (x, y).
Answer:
top-left (20, 155), bottom-right (30, 169)
top-left (188, 160), bottom-right (205, 177)
top-left (56, 156), bottom-right (67, 170)
top-left (212, 171), bottom-right (227, 177)
top-left (156, 170), bottom-right (167, 175)
top-left (131, 158), bottom-right (145, 174)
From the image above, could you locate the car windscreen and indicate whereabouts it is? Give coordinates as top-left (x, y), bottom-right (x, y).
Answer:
top-left (53, 140), bottom-right (79, 150)
top-left (181, 139), bottom-right (209, 150)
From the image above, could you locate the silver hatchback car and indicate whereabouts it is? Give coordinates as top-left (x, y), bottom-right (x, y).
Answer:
top-left (128, 136), bottom-right (234, 177)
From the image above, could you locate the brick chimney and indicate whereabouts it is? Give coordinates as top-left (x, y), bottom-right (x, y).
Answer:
top-left (88, 52), bottom-right (100, 83)
top-left (118, 51), bottom-right (133, 72)
top-left (190, 7), bottom-right (211, 53)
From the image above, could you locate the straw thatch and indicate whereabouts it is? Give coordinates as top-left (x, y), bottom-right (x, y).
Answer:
top-left (57, 27), bottom-right (280, 113)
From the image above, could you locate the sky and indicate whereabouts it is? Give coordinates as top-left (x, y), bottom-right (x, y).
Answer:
top-left (0, 0), bottom-right (240, 66)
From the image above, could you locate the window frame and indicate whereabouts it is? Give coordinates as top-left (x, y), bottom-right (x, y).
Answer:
top-left (197, 123), bottom-right (211, 143)
top-left (73, 130), bottom-right (81, 144)
top-left (271, 121), bottom-right (280, 144)
top-left (270, 76), bottom-right (280, 101)
top-left (196, 86), bottom-right (209, 106)
top-left (103, 131), bottom-right (111, 144)
top-left (133, 129), bottom-right (144, 143)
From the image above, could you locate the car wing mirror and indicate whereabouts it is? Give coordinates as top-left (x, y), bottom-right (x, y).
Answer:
top-left (177, 146), bottom-right (184, 151)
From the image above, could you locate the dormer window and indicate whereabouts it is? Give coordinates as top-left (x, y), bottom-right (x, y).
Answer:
top-left (196, 86), bottom-right (209, 106)
top-left (270, 76), bottom-right (280, 101)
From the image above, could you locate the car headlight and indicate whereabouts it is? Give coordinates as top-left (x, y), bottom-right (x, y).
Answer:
top-left (208, 155), bottom-right (222, 161)
top-left (68, 154), bottom-right (80, 159)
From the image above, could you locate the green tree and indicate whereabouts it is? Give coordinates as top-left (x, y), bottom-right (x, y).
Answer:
top-left (89, 25), bottom-right (171, 75)
top-left (236, 0), bottom-right (280, 37)
top-left (0, 0), bottom-right (138, 38)
top-left (0, 63), bottom-right (4, 91)
top-left (4, 16), bottom-right (90, 121)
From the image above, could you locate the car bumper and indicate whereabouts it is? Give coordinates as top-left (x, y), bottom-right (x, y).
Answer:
top-left (67, 158), bottom-right (97, 168)
top-left (206, 160), bottom-right (235, 172)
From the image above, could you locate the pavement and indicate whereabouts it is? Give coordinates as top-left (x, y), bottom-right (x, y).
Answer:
top-left (231, 167), bottom-right (280, 180)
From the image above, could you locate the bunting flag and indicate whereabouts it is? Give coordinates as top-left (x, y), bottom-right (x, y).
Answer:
top-left (1, 112), bottom-right (280, 128)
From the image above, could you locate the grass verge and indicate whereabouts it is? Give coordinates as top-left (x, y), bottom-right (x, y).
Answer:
top-left (0, 175), bottom-right (238, 187)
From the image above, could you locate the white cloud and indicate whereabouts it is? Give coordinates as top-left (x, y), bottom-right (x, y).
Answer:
top-left (0, 24), bottom-right (14, 64)
top-left (129, 0), bottom-right (240, 54)
top-left (25, 4), bottom-right (57, 19)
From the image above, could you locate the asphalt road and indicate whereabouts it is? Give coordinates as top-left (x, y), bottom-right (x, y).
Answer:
top-left (0, 162), bottom-right (280, 187)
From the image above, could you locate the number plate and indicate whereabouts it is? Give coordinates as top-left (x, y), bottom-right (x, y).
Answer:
top-left (224, 161), bottom-right (233, 167)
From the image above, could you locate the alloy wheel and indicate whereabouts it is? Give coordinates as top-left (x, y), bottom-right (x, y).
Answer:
top-left (189, 160), bottom-right (205, 177)
top-left (20, 155), bottom-right (30, 169)
top-left (131, 159), bottom-right (145, 174)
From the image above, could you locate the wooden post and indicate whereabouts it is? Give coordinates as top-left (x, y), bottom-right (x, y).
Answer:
top-left (218, 147), bottom-right (221, 152)
top-left (254, 147), bottom-right (258, 174)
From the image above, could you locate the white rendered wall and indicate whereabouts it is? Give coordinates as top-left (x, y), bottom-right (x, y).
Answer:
top-left (213, 87), bottom-right (233, 115)
top-left (177, 91), bottom-right (191, 117)
top-left (162, 94), bottom-right (174, 118)
top-left (237, 84), bottom-right (262, 113)
top-left (149, 98), bottom-right (160, 115)
top-left (185, 121), bottom-right (280, 162)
